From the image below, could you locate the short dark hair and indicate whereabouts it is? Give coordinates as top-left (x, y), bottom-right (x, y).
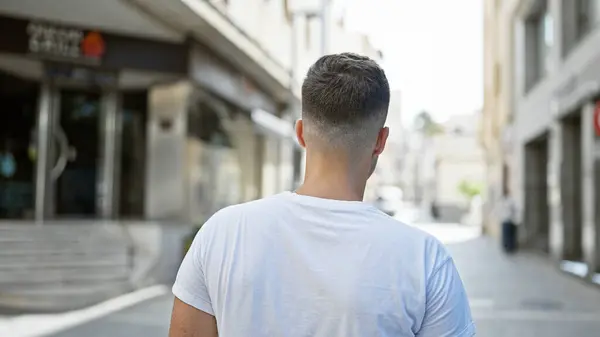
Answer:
top-left (301, 53), bottom-right (390, 150)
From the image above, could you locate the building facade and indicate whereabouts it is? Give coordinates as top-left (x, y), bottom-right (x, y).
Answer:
top-left (0, 0), bottom-right (379, 311)
top-left (487, 0), bottom-right (600, 282)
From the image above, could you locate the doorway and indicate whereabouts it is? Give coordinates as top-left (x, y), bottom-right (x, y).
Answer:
top-left (524, 135), bottom-right (550, 253)
top-left (561, 113), bottom-right (583, 261)
top-left (0, 71), bottom-right (38, 219)
top-left (52, 89), bottom-right (101, 217)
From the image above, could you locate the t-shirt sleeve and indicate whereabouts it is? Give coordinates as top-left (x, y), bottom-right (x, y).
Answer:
top-left (172, 228), bottom-right (214, 316)
top-left (416, 257), bottom-right (475, 337)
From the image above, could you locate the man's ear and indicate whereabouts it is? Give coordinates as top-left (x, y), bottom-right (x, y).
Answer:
top-left (295, 119), bottom-right (306, 148)
top-left (374, 127), bottom-right (389, 155)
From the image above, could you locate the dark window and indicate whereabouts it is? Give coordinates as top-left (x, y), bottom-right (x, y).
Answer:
top-left (523, 0), bottom-right (552, 92)
top-left (0, 71), bottom-right (38, 219)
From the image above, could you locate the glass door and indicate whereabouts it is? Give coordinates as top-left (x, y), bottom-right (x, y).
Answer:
top-left (0, 71), bottom-right (38, 219)
top-left (119, 91), bottom-right (147, 218)
top-left (51, 89), bottom-right (101, 217)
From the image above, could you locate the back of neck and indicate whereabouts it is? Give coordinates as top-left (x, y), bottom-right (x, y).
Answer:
top-left (296, 157), bottom-right (367, 202)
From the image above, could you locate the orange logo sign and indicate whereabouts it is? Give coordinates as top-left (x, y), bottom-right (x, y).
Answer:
top-left (81, 31), bottom-right (105, 58)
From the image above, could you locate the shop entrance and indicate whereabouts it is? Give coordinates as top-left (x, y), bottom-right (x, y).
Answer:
top-left (0, 71), bottom-right (38, 219)
top-left (560, 113), bottom-right (583, 261)
top-left (524, 134), bottom-right (550, 253)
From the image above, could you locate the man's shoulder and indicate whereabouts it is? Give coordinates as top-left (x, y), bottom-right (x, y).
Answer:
top-left (201, 195), bottom-right (284, 230)
top-left (375, 216), bottom-right (450, 260)
top-left (371, 213), bottom-right (436, 241)
top-left (215, 195), bottom-right (283, 217)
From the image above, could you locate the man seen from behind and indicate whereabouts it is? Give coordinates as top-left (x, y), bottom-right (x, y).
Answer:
top-left (169, 53), bottom-right (475, 337)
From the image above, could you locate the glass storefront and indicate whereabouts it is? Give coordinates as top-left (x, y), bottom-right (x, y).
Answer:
top-left (0, 13), bottom-right (191, 222)
top-left (0, 70), bottom-right (150, 221)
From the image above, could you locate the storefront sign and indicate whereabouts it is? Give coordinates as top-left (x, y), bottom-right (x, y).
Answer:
top-left (0, 14), bottom-right (187, 74)
top-left (27, 22), bottom-right (105, 61)
top-left (595, 102), bottom-right (600, 137)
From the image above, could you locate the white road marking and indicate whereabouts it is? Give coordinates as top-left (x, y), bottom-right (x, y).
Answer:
top-left (0, 285), bottom-right (169, 337)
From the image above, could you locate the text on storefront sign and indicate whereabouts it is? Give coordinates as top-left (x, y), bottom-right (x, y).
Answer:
top-left (26, 22), bottom-right (105, 60)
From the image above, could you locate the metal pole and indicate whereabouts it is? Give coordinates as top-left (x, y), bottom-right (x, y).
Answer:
top-left (99, 90), bottom-right (119, 219)
top-left (34, 82), bottom-right (53, 222)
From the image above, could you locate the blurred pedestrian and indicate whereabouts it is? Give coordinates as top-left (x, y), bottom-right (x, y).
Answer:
top-left (499, 188), bottom-right (518, 253)
top-left (431, 200), bottom-right (440, 220)
top-left (169, 53), bottom-right (475, 337)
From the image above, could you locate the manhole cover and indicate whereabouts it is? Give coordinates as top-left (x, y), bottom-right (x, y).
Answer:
top-left (520, 299), bottom-right (564, 311)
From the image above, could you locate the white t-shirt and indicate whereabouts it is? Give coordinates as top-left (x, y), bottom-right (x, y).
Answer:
top-left (498, 197), bottom-right (518, 224)
top-left (173, 192), bottom-right (475, 337)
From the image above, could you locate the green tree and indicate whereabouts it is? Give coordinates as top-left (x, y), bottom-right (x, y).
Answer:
top-left (413, 111), bottom-right (444, 136)
top-left (457, 180), bottom-right (483, 201)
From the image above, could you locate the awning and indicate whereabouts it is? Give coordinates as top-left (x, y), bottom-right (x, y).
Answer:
top-left (251, 109), bottom-right (301, 148)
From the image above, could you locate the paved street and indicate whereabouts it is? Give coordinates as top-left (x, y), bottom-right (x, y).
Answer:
top-left (44, 295), bottom-right (173, 337)
top-left (426, 223), bottom-right (600, 337)
top-left (33, 223), bottom-right (600, 337)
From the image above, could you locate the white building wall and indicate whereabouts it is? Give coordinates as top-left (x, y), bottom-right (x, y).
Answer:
top-left (432, 114), bottom-right (486, 222)
top-left (225, 0), bottom-right (293, 70)
top-left (436, 160), bottom-right (486, 206)
top-left (224, 0), bottom-right (380, 88)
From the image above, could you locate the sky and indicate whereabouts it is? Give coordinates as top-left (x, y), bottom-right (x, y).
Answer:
top-left (338, 0), bottom-right (483, 125)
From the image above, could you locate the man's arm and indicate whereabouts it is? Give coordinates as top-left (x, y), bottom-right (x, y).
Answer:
top-left (416, 257), bottom-right (475, 337)
top-left (169, 297), bottom-right (218, 337)
top-left (169, 226), bottom-right (218, 336)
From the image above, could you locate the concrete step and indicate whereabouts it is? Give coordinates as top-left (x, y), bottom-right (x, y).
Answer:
top-left (0, 235), bottom-right (127, 243)
top-left (0, 222), bottom-right (129, 230)
top-left (0, 259), bottom-right (129, 271)
top-left (0, 250), bottom-right (128, 265)
top-left (0, 223), bottom-right (136, 313)
top-left (0, 282), bottom-right (133, 313)
top-left (0, 272), bottom-right (129, 290)
top-left (0, 241), bottom-right (129, 253)
top-left (0, 265), bottom-right (129, 286)
top-left (0, 225), bottom-right (130, 242)
top-left (0, 245), bottom-right (129, 261)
